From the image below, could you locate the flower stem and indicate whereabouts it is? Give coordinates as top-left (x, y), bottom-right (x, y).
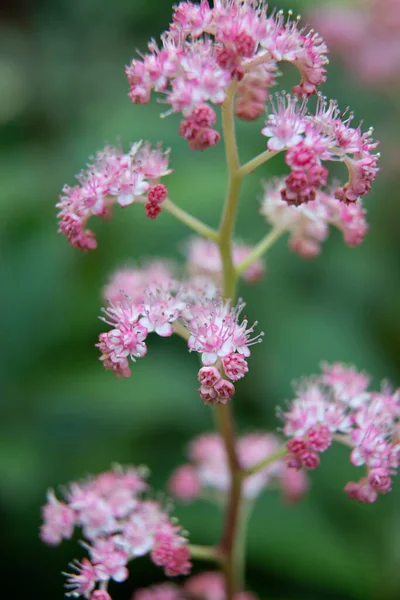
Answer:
top-left (215, 404), bottom-right (242, 600)
top-left (215, 82), bottom-right (245, 600)
top-left (219, 81), bottom-right (242, 300)
top-left (163, 198), bottom-right (219, 241)
top-left (188, 544), bottom-right (223, 563)
top-left (242, 446), bottom-right (288, 478)
top-left (239, 149), bottom-right (279, 178)
top-left (236, 227), bottom-right (286, 277)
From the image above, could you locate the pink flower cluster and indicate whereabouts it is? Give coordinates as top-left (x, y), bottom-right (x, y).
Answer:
top-left (169, 432), bottom-right (308, 503)
top-left (126, 1), bottom-right (328, 146)
top-left (310, 0), bottom-right (400, 86)
top-left (185, 236), bottom-right (264, 284)
top-left (98, 263), bottom-right (262, 403)
top-left (281, 363), bottom-right (400, 503)
top-left (56, 142), bottom-right (171, 250)
top-left (40, 465), bottom-right (191, 600)
top-left (261, 94), bottom-right (379, 205)
top-left (133, 571), bottom-right (256, 600)
top-left (261, 179), bottom-right (368, 258)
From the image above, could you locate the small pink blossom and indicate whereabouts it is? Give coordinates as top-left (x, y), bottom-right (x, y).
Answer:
top-left (281, 363), bottom-right (400, 503)
top-left (261, 179), bottom-right (369, 258)
top-left (222, 353), bottom-right (249, 381)
top-left (168, 465), bottom-right (201, 501)
top-left (198, 366), bottom-right (221, 387)
top-left (40, 490), bottom-right (76, 545)
top-left (57, 142), bottom-right (172, 250)
top-left (261, 94), bottom-right (307, 151)
top-left (41, 465), bottom-right (191, 598)
top-left (64, 559), bottom-right (98, 598)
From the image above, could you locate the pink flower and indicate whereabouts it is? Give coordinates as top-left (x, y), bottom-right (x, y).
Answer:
top-left (40, 490), bottom-right (76, 545)
top-left (261, 94), bottom-right (307, 151)
top-left (187, 299), bottom-right (263, 366)
top-left (89, 538), bottom-right (129, 583)
top-left (64, 559), bottom-right (98, 598)
top-left (281, 364), bottom-right (400, 503)
top-left (56, 142), bottom-right (172, 250)
top-left (168, 465), bottom-right (202, 501)
top-left (222, 353), bottom-right (249, 381)
top-left (261, 179), bottom-right (369, 258)
top-left (126, 2), bottom-right (330, 146)
top-left (151, 525), bottom-right (192, 577)
top-left (41, 465), bottom-right (192, 598)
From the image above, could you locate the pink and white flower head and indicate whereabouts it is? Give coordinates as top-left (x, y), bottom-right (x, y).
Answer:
top-left (280, 363), bottom-right (400, 503)
top-left (261, 179), bottom-right (369, 258)
top-left (261, 96), bottom-right (379, 206)
top-left (185, 236), bottom-right (265, 285)
top-left (40, 465), bottom-right (191, 599)
top-left (187, 299), bottom-right (263, 367)
top-left (169, 432), bottom-right (308, 503)
top-left (98, 267), bottom-right (263, 392)
top-left (56, 142), bottom-right (172, 250)
top-left (126, 2), bottom-right (330, 148)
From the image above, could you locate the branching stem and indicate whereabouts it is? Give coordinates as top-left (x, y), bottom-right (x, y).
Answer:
top-left (163, 198), bottom-right (218, 241)
top-left (236, 227), bottom-right (286, 276)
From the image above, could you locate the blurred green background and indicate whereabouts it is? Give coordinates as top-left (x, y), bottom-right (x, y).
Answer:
top-left (1, 0), bottom-right (400, 599)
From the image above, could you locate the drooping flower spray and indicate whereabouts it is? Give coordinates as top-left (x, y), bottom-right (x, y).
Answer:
top-left (43, 2), bottom-right (392, 600)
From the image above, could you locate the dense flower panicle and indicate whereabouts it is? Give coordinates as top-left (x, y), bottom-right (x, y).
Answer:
top-left (132, 571), bottom-right (257, 600)
top-left (56, 142), bottom-right (172, 250)
top-left (280, 363), bottom-right (400, 503)
top-left (261, 95), bottom-right (379, 206)
top-left (310, 0), bottom-right (400, 86)
top-left (169, 432), bottom-right (308, 502)
top-left (186, 236), bottom-right (265, 284)
top-left (261, 179), bottom-right (368, 258)
top-left (40, 466), bottom-right (191, 599)
top-left (99, 264), bottom-right (262, 402)
top-left (126, 1), bottom-right (329, 148)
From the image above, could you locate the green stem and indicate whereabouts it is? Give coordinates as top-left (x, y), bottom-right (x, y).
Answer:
top-left (218, 81), bottom-right (243, 301)
top-left (236, 227), bottom-right (286, 277)
top-left (242, 446), bottom-right (288, 478)
top-left (163, 198), bottom-right (219, 241)
top-left (215, 82), bottom-right (246, 600)
top-left (215, 404), bottom-right (242, 600)
top-left (239, 149), bottom-right (279, 178)
top-left (188, 544), bottom-right (222, 563)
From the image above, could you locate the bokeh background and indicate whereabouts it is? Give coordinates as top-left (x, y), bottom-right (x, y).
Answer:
top-left (1, 0), bottom-right (400, 599)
